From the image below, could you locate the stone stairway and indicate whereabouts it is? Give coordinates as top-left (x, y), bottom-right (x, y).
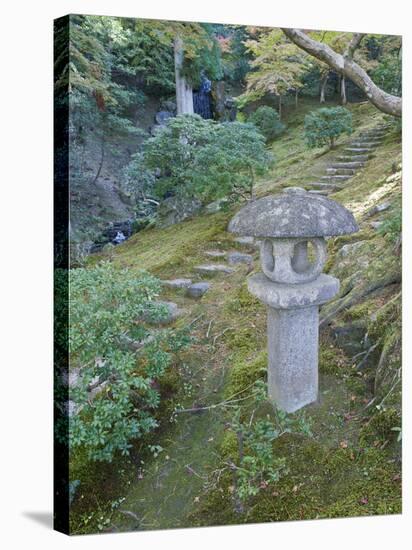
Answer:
top-left (305, 124), bottom-right (389, 196)
top-left (160, 242), bottom-right (256, 306)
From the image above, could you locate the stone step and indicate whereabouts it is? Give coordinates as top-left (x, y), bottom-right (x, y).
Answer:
top-left (205, 250), bottom-right (226, 258)
top-left (161, 278), bottom-right (192, 289)
top-left (308, 189), bottom-right (330, 196)
top-left (233, 236), bottom-right (256, 247)
top-left (321, 174), bottom-right (352, 182)
top-left (227, 251), bottom-right (253, 265)
top-left (187, 282), bottom-right (210, 298)
top-left (350, 141), bottom-right (381, 148)
top-left (326, 167), bottom-right (355, 175)
top-left (344, 147), bottom-right (373, 153)
top-left (306, 182), bottom-right (344, 191)
top-left (361, 130), bottom-right (386, 136)
top-left (329, 162), bottom-right (366, 169)
top-left (337, 154), bottom-right (371, 162)
top-left (194, 264), bottom-right (234, 275)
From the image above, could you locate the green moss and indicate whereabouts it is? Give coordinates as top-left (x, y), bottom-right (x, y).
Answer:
top-left (220, 431), bottom-right (239, 461)
top-left (88, 210), bottom-right (232, 276)
top-left (191, 434), bottom-right (401, 527)
top-left (359, 408), bottom-right (401, 446)
top-left (319, 344), bottom-right (349, 376)
top-left (226, 281), bottom-right (261, 314)
top-left (225, 351), bottom-right (267, 398)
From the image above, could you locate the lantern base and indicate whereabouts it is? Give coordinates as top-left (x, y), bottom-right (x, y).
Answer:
top-left (248, 272), bottom-right (339, 413)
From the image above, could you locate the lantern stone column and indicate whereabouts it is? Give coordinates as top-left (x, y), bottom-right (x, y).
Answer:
top-left (228, 187), bottom-right (358, 413)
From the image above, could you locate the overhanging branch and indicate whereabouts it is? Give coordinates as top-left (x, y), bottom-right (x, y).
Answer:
top-left (281, 28), bottom-right (401, 117)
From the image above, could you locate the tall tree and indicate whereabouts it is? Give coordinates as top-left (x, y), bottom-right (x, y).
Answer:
top-left (239, 29), bottom-right (308, 118)
top-left (281, 28), bottom-right (402, 117)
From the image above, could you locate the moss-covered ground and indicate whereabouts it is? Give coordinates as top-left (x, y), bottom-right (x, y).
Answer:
top-left (70, 100), bottom-right (401, 533)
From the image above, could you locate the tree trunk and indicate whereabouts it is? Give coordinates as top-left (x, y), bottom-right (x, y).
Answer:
top-left (320, 72), bottom-right (328, 103)
top-left (278, 95), bottom-right (282, 120)
top-left (295, 88), bottom-right (299, 108)
top-left (341, 75), bottom-right (347, 105)
top-left (174, 36), bottom-right (194, 115)
top-left (281, 28), bottom-right (401, 117)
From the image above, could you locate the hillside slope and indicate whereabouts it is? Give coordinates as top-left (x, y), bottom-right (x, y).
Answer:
top-left (74, 101), bottom-right (401, 532)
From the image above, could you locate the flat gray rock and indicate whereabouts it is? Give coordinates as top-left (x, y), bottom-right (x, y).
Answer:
top-left (366, 202), bottom-right (391, 217)
top-left (161, 278), bottom-right (192, 288)
top-left (205, 250), bottom-right (226, 258)
top-left (187, 282), bottom-right (210, 298)
top-left (370, 221), bottom-right (383, 229)
top-left (194, 264), bottom-right (234, 275)
top-left (227, 251), bottom-right (253, 265)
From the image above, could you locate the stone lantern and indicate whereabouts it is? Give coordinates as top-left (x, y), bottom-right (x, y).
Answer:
top-left (228, 187), bottom-right (358, 413)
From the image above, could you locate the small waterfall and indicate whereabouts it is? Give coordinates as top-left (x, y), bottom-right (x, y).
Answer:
top-left (193, 74), bottom-right (213, 119)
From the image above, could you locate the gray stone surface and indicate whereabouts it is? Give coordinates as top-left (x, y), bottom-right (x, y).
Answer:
top-left (228, 188), bottom-right (358, 238)
top-left (161, 278), bottom-right (192, 289)
top-left (227, 251), bottom-right (253, 265)
top-left (229, 185), bottom-right (358, 413)
top-left (194, 264), bottom-right (234, 275)
top-left (205, 250), bottom-right (226, 258)
top-left (366, 201), bottom-right (391, 217)
top-left (247, 272), bottom-right (339, 309)
top-left (187, 282), bottom-right (210, 298)
top-left (267, 306), bottom-right (319, 412)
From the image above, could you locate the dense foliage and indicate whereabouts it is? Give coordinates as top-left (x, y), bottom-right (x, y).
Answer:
top-left (124, 114), bottom-right (274, 206)
top-left (249, 106), bottom-right (285, 142)
top-left (304, 107), bottom-right (353, 149)
top-left (69, 263), bottom-right (190, 462)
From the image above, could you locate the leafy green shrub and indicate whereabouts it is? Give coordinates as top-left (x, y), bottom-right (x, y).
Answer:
top-left (226, 397), bottom-right (312, 503)
top-left (69, 263), bottom-right (190, 462)
top-left (249, 106), bottom-right (285, 142)
top-left (378, 209), bottom-right (402, 243)
top-left (125, 114), bottom-right (273, 207)
top-left (304, 107), bottom-right (353, 149)
top-left (372, 54), bottom-right (402, 96)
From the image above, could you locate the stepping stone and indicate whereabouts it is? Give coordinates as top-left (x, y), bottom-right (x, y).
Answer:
top-left (329, 162), bottom-right (365, 169)
top-left (234, 236), bottom-right (255, 246)
top-left (227, 251), bottom-right (253, 265)
top-left (306, 182), bottom-right (344, 191)
top-left (162, 278), bottom-right (192, 289)
top-left (186, 282), bottom-right (210, 298)
top-left (365, 201), bottom-right (391, 217)
top-left (370, 221), bottom-right (383, 230)
top-left (308, 189), bottom-right (330, 196)
top-left (194, 264), bottom-right (234, 275)
top-left (345, 147), bottom-right (373, 153)
top-left (205, 250), bottom-right (226, 258)
top-left (350, 141), bottom-right (381, 148)
top-left (326, 168), bottom-right (355, 176)
top-left (321, 175), bottom-right (352, 182)
top-left (337, 155), bottom-right (371, 162)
